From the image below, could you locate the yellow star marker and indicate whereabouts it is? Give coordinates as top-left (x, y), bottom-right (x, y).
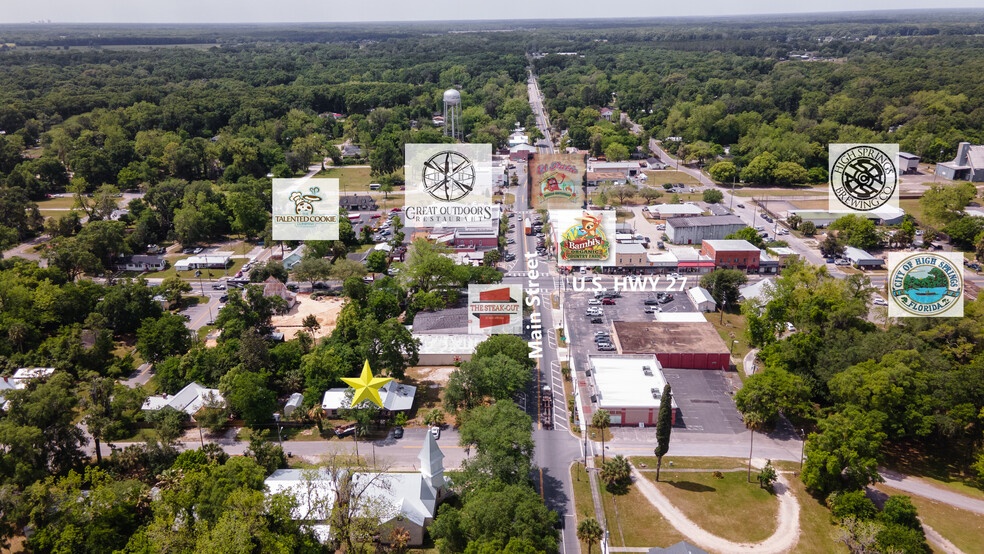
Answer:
top-left (341, 360), bottom-right (393, 408)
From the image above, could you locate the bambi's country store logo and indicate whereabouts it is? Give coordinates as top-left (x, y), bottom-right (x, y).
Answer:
top-left (888, 253), bottom-right (963, 318)
top-left (560, 212), bottom-right (609, 262)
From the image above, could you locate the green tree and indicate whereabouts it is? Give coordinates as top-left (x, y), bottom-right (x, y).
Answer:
top-left (249, 260), bottom-right (288, 283)
top-left (920, 182), bottom-right (977, 226)
top-left (149, 407), bottom-right (187, 445)
top-left (228, 192), bottom-right (267, 240)
top-left (740, 152), bottom-right (778, 184)
top-left (474, 334), bottom-right (534, 369)
top-left (820, 234), bottom-right (845, 258)
top-left (734, 367), bottom-right (812, 429)
top-left (702, 188), bottom-right (724, 204)
top-left (801, 408), bottom-right (886, 495)
top-left (639, 187), bottom-right (663, 203)
top-left (654, 384), bottom-right (673, 482)
top-left (220, 366), bottom-right (276, 428)
top-left (483, 249), bottom-right (501, 266)
top-left (800, 220), bottom-right (817, 236)
top-left (757, 462), bottom-right (778, 490)
top-left (700, 269), bottom-right (748, 308)
top-left (708, 161), bottom-right (737, 183)
top-left (772, 161), bottom-right (809, 186)
top-left (136, 314), bottom-right (192, 363)
top-left (592, 409), bottom-right (611, 462)
top-left (577, 518), bottom-right (604, 554)
top-left (369, 140), bottom-right (402, 176)
top-left (159, 276), bottom-right (192, 305)
top-left (604, 142), bottom-right (630, 162)
top-left (459, 401), bottom-right (534, 486)
top-left (366, 250), bottom-right (389, 273)
top-left (830, 214), bottom-right (881, 250)
top-left (725, 226), bottom-right (765, 249)
top-left (599, 454), bottom-right (632, 493)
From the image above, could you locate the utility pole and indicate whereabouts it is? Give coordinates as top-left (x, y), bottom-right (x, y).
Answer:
top-left (273, 413), bottom-right (283, 448)
top-left (799, 428), bottom-right (806, 470)
top-left (747, 427), bottom-right (755, 482)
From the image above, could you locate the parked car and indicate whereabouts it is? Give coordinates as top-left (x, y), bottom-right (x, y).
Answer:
top-left (826, 258), bottom-right (836, 263)
top-left (212, 283), bottom-right (226, 290)
top-left (507, 238), bottom-right (515, 244)
top-left (335, 424), bottom-right (356, 438)
top-left (590, 317), bottom-right (604, 324)
top-left (430, 426), bottom-right (441, 440)
top-left (668, 272), bottom-right (681, 279)
top-left (873, 297), bottom-right (888, 306)
top-left (644, 299), bottom-right (659, 306)
top-left (588, 299), bottom-right (602, 305)
top-left (644, 306), bottom-right (661, 314)
top-left (785, 322), bottom-right (796, 332)
top-left (835, 259), bottom-right (850, 266)
top-left (601, 298), bottom-right (615, 305)
top-left (393, 426), bottom-right (404, 439)
top-left (598, 344), bottom-right (616, 351)
top-left (579, 267), bottom-right (587, 274)
top-left (219, 294), bottom-right (228, 302)
top-left (737, 203), bottom-right (745, 208)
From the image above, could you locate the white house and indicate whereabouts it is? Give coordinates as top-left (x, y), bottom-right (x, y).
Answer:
top-left (141, 382), bottom-right (225, 416)
top-left (321, 382), bottom-right (417, 416)
top-left (263, 432), bottom-right (448, 546)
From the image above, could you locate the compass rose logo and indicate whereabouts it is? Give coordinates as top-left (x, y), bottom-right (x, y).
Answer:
top-left (422, 150), bottom-right (476, 201)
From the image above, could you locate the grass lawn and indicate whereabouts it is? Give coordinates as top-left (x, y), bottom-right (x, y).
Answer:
top-left (790, 199), bottom-right (829, 210)
top-left (321, 167), bottom-right (406, 193)
top-left (787, 475), bottom-right (847, 553)
top-left (882, 445), bottom-right (984, 501)
top-left (708, 311), bottom-right (749, 375)
top-left (555, 328), bottom-right (566, 348)
top-left (648, 470), bottom-right (779, 543)
top-left (733, 187), bottom-right (825, 198)
top-left (598, 461), bottom-right (686, 548)
top-left (402, 365), bottom-right (450, 427)
top-left (874, 483), bottom-right (984, 554)
top-left (900, 198), bottom-right (929, 226)
top-left (644, 170), bottom-right (700, 187)
top-left (36, 196), bottom-right (82, 210)
top-left (570, 463), bottom-right (596, 552)
top-left (631, 456), bottom-right (746, 471)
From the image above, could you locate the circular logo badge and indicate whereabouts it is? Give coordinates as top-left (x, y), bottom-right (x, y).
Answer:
top-left (830, 146), bottom-right (897, 211)
top-left (890, 254), bottom-right (962, 316)
top-left (422, 151), bottom-right (475, 201)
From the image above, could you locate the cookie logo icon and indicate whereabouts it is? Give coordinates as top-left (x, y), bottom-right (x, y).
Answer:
top-left (290, 187), bottom-right (322, 215)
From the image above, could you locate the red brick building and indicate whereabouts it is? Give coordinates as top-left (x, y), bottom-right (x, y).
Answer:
top-left (700, 239), bottom-right (761, 271)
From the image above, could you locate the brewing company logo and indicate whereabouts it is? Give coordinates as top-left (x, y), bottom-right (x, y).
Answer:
top-left (560, 212), bottom-right (610, 262)
top-left (829, 143), bottom-right (899, 212)
top-left (888, 252), bottom-right (963, 318)
top-left (272, 178), bottom-right (339, 241)
top-left (468, 284), bottom-right (522, 335)
top-left (422, 150), bottom-right (476, 201)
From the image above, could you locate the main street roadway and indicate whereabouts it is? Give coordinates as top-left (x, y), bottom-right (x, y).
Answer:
top-left (528, 71), bottom-right (556, 155)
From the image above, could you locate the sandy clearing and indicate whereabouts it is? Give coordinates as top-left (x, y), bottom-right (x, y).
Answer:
top-left (270, 294), bottom-right (346, 341)
top-left (630, 460), bottom-right (801, 554)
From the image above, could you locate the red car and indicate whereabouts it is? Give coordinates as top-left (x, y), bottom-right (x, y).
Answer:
top-left (601, 298), bottom-right (616, 305)
top-left (370, 214), bottom-right (381, 219)
top-left (390, 207), bottom-right (402, 212)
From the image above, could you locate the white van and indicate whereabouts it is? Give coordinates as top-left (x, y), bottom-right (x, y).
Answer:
top-left (369, 183), bottom-right (381, 190)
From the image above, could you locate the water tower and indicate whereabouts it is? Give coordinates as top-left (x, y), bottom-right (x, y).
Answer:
top-left (443, 88), bottom-right (462, 142)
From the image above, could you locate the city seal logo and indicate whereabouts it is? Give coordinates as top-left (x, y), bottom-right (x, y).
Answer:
top-left (829, 144), bottom-right (898, 212)
top-left (560, 212), bottom-right (610, 262)
top-left (889, 253), bottom-right (963, 317)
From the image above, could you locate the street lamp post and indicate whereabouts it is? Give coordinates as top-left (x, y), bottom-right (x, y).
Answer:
top-left (729, 339), bottom-right (738, 356)
top-left (799, 428), bottom-right (806, 470)
top-left (747, 426), bottom-right (755, 482)
top-left (273, 413), bottom-right (283, 448)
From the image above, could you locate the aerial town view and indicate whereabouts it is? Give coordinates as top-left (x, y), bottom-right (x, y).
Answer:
top-left (3, 2), bottom-right (984, 553)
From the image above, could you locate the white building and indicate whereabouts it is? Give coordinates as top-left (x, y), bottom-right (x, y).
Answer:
top-left (844, 246), bottom-right (884, 268)
top-left (588, 356), bottom-right (677, 427)
top-left (141, 382), bottom-right (225, 416)
top-left (321, 382), bottom-right (417, 416)
top-left (739, 277), bottom-right (774, 302)
top-left (264, 432), bottom-right (448, 546)
top-left (646, 204), bottom-right (704, 218)
top-left (413, 333), bottom-right (487, 365)
top-left (284, 392), bottom-right (304, 418)
top-left (687, 286), bottom-right (717, 312)
top-left (174, 253), bottom-right (233, 271)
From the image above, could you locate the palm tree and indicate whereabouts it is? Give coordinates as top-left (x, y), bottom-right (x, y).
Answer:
top-left (308, 405), bottom-right (326, 437)
top-left (577, 518), bottom-right (604, 554)
top-left (592, 409), bottom-right (611, 462)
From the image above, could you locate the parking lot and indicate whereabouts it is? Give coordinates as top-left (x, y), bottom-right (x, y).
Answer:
top-left (565, 288), bottom-right (745, 436)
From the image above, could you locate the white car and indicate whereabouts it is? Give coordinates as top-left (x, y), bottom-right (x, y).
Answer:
top-left (430, 426), bottom-right (441, 440)
top-left (785, 322), bottom-right (796, 332)
top-left (873, 296), bottom-right (888, 306)
top-left (668, 272), bottom-right (681, 279)
top-left (588, 299), bottom-right (602, 305)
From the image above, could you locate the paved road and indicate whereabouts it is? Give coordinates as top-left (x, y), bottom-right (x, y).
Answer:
top-left (528, 71), bottom-right (556, 154)
top-left (92, 427), bottom-right (472, 471)
top-left (879, 469), bottom-right (984, 515)
top-left (123, 363), bottom-right (154, 388)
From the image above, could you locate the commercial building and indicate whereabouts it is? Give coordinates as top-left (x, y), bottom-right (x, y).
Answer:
top-left (453, 228), bottom-right (498, 249)
top-left (646, 204), bottom-right (704, 219)
top-left (616, 242), bottom-right (649, 267)
top-left (666, 215), bottom-right (747, 245)
top-left (413, 334), bottom-right (487, 365)
top-left (767, 247), bottom-right (799, 267)
top-left (588, 356), bottom-right (677, 427)
top-left (588, 161), bottom-right (641, 177)
top-left (116, 255), bottom-right (166, 272)
top-left (668, 247), bottom-right (716, 275)
top-left (787, 207), bottom-right (905, 227)
top-left (174, 254), bottom-right (232, 271)
top-left (844, 246), bottom-right (884, 268)
top-left (340, 194), bottom-right (377, 211)
top-left (936, 142), bottom-right (984, 182)
top-left (899, 152), bottom-right (920, 174)
top-left (586, 171), bottom-right (628, 186)
top-left (611, 321), bottom-right (731, 369)
top-left (700, 239), bottom-right (761, 271)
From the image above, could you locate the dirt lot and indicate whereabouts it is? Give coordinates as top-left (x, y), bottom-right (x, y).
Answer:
top-left (403, 365), bottom-right (456, 426)
top-left (269, 294), bottom-right (346, 340)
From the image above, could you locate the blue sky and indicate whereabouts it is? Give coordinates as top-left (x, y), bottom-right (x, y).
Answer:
top-left (2, 0), bottom-right (982, 24)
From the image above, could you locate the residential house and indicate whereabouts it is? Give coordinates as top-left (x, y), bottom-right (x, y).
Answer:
top-left (116, 255), bottom-right (166, 272)
top-left (141, 382), bottom-right (225, 416)
top-left (263, 276), bottom-right (296, 308)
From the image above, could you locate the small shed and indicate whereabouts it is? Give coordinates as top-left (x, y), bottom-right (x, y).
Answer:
top-left (284, 393), bottom-right (303, 418)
